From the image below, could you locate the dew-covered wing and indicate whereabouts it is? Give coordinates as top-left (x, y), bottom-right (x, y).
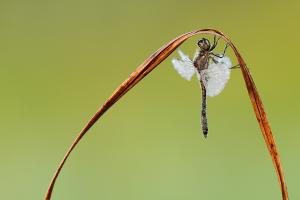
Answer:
top-left (171, 50), bottom-right (195, 81)
top-left (202, 56), bottom-right (232, 97)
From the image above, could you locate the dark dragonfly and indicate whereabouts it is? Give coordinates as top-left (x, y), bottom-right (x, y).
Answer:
top-left (172, 36), bottom-right (234, 137)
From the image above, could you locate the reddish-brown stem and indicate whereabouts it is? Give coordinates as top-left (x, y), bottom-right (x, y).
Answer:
top-left (45, 28), bottom-right (288, 200)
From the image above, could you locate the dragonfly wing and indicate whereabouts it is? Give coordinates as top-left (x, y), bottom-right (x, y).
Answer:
top-left (172, 50), bottom-right (195, 81)
top-left (193, 49), bottom-right (200, 61)
top-left (205, 56), bottom-right (232, 97)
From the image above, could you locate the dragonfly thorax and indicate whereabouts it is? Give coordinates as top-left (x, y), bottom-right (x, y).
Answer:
top-left (194, 51), bottom-right (210, 72)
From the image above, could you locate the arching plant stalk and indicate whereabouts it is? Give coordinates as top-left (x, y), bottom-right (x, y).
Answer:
top-left (45, 28), bottom-right (288, 200)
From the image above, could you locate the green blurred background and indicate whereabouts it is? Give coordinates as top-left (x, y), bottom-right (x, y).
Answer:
top-left (0, 0), bottom-right (299, 199)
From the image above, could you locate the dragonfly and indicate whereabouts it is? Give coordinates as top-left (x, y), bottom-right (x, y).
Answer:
top-left (172, 36), bottom-right (236, 138)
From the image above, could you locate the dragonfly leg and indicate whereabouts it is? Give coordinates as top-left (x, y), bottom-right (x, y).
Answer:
top-left (211, 56), bottom-right (218, 64)
top-left (230, 64), bottom-right (240, 69)
top-left (210, 36), bottom-right (222, 51)
top-left (211, 43), bottom-right (229, 58)
top-left (210, 35), bottom-right (217, 50)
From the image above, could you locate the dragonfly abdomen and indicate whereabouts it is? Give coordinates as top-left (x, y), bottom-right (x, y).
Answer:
top-left (200, 83), bottom-right (208, 137)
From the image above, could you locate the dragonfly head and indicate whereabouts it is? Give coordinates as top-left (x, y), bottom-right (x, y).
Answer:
top-left (198, 38), bottom-right (211, 51)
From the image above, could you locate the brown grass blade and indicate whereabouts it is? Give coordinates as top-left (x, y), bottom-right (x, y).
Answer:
top-left (45, 28), bottom-right (288, 200)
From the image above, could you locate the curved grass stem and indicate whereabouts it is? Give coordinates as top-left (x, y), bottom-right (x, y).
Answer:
top-left (45, 28), bottom-right (288, 200)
